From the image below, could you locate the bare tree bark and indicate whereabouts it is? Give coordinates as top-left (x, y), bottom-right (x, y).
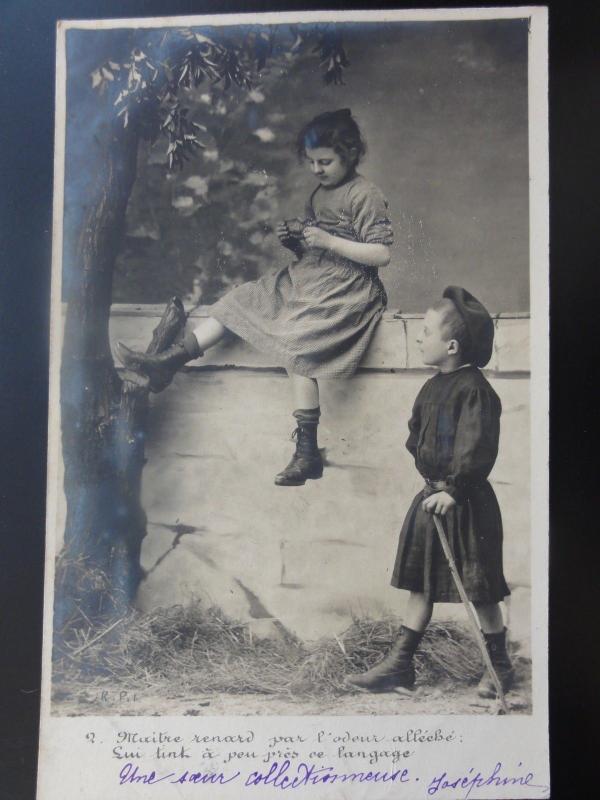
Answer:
top-left (56, 119), bottom-right (186, 632)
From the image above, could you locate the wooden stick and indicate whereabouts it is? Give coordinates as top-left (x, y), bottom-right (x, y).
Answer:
top-left (432, 515), bottom-right (510, 714)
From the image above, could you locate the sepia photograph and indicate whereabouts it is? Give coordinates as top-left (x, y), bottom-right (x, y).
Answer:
top-left (46, 11), bottom-right (538, 720)
top-left (28, 8), bottom-right (552, 798)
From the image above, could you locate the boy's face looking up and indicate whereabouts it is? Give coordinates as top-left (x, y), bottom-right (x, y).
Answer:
top-left (418, 302), bottom-right (465, 372)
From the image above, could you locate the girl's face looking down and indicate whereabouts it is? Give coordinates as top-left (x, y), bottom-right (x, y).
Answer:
top-left (304, 147), bottom-right (350, 187)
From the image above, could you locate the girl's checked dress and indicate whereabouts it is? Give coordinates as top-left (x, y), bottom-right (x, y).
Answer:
top-left (391, 366), bottom-right (511, 604)
top-left (210, 173), bottom-right (393, 378)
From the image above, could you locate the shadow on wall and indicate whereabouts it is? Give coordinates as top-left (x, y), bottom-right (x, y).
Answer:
top-left (135, 368), bottom-right (530, 650)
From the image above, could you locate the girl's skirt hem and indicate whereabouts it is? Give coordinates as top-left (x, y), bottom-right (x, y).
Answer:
top-left (207, 256), bottom-right (387, 379)
top-left (211, 306), bottom-right (354, 379)
top-left (210, 293), bottom-right (384, 380)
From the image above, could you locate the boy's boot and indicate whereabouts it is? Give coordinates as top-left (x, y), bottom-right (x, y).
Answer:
top-left (346, 625), bottom-right (424, 692)
top-left (115, 332), bottom-right (202, 393)
top-left (274, 408), bottom-right (323, 486)
top-left (477, 628), bottom-right (515, 698)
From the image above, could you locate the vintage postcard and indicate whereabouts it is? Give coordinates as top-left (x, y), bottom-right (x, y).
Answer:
top-left (37, 6), bottom-right (549, 798)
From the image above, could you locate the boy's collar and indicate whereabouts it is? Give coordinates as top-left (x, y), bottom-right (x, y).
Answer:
top-left (437, 363), bottom-right (474, 375)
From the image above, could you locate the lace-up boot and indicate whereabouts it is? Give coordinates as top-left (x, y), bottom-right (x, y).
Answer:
top-left (346, 626), bottom-right (424, 692)
top-left (274, 408), bottom-right (323, 486)
top-left (115, 332), bottom-right (202, 392)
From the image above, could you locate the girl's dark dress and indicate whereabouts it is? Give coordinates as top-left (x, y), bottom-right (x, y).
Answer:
top-left (391, 365), bottom-right (510, 604)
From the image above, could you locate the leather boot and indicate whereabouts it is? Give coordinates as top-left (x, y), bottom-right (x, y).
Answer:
top-left (115, 332), bottom-right (202, 393)
top-left (274, 408), bottom-right (323, 486)
top-left (346, 625), bottom-right (424, 692)
top-left (477, 628), bottom-right (515, 698)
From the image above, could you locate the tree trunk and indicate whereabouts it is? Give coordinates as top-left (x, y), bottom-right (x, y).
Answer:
top-left (56, 117), bottom-right (148, 632)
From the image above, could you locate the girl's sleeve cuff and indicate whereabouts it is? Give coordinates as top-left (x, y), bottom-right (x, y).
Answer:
top-left (364, 226), bottom-right (394, 246)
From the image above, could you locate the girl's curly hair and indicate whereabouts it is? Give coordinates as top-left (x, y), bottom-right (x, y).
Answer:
top-left (296, 109), bottom-right (366, 167)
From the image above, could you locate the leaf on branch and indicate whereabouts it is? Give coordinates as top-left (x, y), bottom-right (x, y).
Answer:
top-left (160, 109), bottom-right (174, 128)
top-left (315, 27), bottom-right (349, 85)
top-left (251, 28), bottom-right (273, 71)
top-left (160, 101), bottom-right (210, 168)
top-left (91, 62), bottom-right (120, 93)
top-left (289, 26), bottom-right (304, 52)
top-left (194, 33), bottom-right (218, 48)
top-left (178, 63), bottom-right (190, 85)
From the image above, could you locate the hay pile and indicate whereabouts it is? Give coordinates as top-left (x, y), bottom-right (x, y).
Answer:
top-left (53, 603), bottom-right (483, 700)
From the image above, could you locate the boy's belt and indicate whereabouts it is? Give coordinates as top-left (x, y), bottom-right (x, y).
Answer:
top-left (423, 478), bottom-right (488, 497)
top-left (424, 478), bottom-right (449, 492)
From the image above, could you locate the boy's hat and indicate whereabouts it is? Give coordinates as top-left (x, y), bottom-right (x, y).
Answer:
top-left (442, 286), bottom-right (494, 367)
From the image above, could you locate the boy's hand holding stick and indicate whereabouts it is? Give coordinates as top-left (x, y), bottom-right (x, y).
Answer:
top-left (422, 490), bottom-right (456, 515)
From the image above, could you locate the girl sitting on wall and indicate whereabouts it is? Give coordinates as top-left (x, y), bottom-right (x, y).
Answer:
top-left (117, 108), bottom-right (393, 487)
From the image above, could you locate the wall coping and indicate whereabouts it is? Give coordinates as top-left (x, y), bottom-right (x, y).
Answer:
top-left (110, 304), bottom-right (530, 321)
top-left (105, 304), bottom-right (530, 374)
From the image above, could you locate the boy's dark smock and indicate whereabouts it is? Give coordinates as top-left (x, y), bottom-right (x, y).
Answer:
top-left (391, 365), bottom-right (510, 604)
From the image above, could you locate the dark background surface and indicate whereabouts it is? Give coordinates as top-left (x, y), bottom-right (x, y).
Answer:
top-left (0, 1), bottom-right (598, 799)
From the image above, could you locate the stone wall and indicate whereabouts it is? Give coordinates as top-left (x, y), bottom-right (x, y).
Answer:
top-left (98, 306), bottom-right (531, 652)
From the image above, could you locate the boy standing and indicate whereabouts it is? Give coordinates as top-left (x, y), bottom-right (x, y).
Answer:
top-left (348, 287), bottom-right (513, 697)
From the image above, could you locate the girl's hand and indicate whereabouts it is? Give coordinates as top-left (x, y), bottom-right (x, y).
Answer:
top-left (276, 222), bottom-right (291, 242)
top-left (303, 226), bottom-right (334, 250)
top-left (422, 491), bottom-right (456, 516)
